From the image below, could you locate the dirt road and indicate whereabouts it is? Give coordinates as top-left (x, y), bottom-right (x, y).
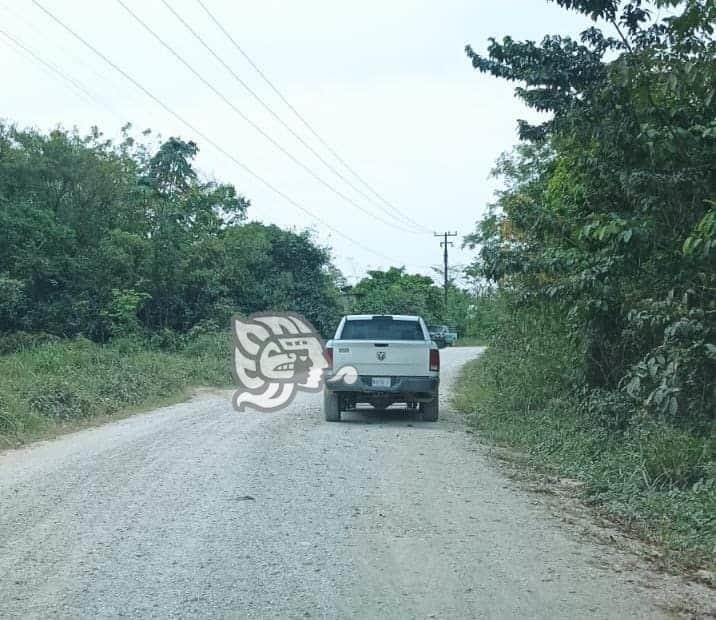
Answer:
top-left (0, 347), bottom-right (711, 618)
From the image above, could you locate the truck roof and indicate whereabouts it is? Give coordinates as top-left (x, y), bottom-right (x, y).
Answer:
top-left (343, 314), bottom-right (421, 321)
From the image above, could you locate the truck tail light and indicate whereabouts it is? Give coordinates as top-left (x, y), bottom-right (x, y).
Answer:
top-left (324, 346), bottom-right (333, 368)
top-left (429, 348), bottom-right (440, 372)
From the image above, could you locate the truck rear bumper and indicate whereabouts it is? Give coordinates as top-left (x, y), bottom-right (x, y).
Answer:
top-left (325, 375), bottom-right (438, 396)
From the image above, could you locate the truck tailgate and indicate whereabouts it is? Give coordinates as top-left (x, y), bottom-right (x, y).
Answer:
top-left (333, 340), bottom-right (429, 376)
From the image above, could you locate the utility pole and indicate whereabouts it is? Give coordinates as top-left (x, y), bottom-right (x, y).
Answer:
top-left (434, 231), bottom-right (458, 312)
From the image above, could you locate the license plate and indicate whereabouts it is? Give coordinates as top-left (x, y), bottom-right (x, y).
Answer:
top-left (371, 377), bottom-right (391, 388)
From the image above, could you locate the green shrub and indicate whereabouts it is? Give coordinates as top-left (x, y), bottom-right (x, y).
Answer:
top-left (453, 298), bottom-right (716, 565)
top-left (147, 328), bottom-right (186, 352)
top-left (0, 331), bottom-right (60, 355)
top-left (635, 423), bottom-right (713, 490)
top-left (29, 381), bottom-right (93, 420)
top-left (0, 333), bottom-right (232, 445)
top-left (577, 388), bottom-right (634, 433)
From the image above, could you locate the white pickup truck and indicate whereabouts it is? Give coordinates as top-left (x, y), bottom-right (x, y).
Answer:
top-left (323, 314), bottom-right (440, 422)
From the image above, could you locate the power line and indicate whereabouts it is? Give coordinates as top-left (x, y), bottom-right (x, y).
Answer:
top-left (0, 27), bottom-right (125, 124)
top-left (159, 0), bottom-right (426, 235)
top-left (29, 0), bottom-right (401, 265)
top-left (194, 0), bottom-right (433, 235)
top-left (0, 30), bottom-right (86, 104)
top-left (2, 2), bottom-right (115, 92)
top-left (1, 1), bottom-right (152, 121)
top-left (115, 0), bottom-right (417, 235)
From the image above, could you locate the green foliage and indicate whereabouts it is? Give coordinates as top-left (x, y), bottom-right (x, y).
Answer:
top-left (350, 267), bottom-right (444, 320)
top-left (0, 333), bottom-right (232, 446)
top-left (346, 267), bottom-right (477, 336)
top-left (453, 302), bottom-right (715, 564)
top-left (460, 0), bottom-right (715, 563)
top-left (683, 204), bottom-right (716, 260)
top-left (100, 289), bottom-right (151, 337)
top-left (0, 276), bottom-right (27, 330)
top-left (0, 331), bottom-right (60, 356)
top-left (0, 124), bottom-right (342, 340)
top-left (465, 0), bottom-right (715, 419)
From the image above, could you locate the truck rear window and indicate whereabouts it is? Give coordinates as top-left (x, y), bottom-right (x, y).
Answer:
top-left (340, 318), bottom-right (424, 341)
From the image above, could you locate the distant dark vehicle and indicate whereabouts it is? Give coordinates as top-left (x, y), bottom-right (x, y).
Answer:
top-left (428, 324), bottom-right (449, 348)
top-left (445, 327), bottom-right (458, 346)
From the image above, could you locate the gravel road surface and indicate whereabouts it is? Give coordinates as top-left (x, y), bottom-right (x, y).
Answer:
top-left (0, 347), bottom-right (712, 619)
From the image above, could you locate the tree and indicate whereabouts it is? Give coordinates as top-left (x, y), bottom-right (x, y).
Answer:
top-left (464, 0), bottom-right (715, 423)
top-left (0, 124), bottom-right (342, 341)
top-left (350, 267), bottom-right (444, 322)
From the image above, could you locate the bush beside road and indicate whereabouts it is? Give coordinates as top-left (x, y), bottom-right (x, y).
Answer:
top-left (0, 333), bottom-right (232, 448)
top-left (453, 339), bottom-right (715, 571)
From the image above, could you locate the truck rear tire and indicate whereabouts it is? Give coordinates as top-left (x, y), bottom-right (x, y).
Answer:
top-left (324, 389), bottom-right (341, 422)
top-left (421, 393), bottom-right (439, 422)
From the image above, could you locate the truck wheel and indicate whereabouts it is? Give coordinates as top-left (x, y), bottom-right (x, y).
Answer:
top-left (324, 389), bottom-right (341, 422)
top-left (421, 393), bottom-right (439, 422)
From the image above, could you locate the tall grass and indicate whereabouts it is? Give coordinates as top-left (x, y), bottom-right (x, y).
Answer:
top-left (0, 333), bottom-right (233, 447)
top-left (452, 297), bottom-right (715, 568)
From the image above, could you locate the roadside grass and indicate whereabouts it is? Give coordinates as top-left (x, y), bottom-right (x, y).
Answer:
top-left (453, 354), bottom-right (716, 571)
top-left (0, 333), bottom-right (233, 448)
top-left (453, 337), bottom-right (486, 347)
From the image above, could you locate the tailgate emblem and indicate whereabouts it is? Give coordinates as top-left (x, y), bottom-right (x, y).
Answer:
top-left (376, 351), bottom-right (386, 361)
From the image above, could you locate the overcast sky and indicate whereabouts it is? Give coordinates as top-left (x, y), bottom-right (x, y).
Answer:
top-left (1, 0), bottom-right (592, 283)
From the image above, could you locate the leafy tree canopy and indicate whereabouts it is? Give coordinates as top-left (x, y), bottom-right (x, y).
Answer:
top-left (0, 124), bottom-right (342, 339)
top-left (464, 0), bottom-right (715, 424)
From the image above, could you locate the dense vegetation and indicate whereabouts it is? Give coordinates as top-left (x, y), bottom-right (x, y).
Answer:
top-left (0, 124), bottom-right (346, 441)
top-left (0, 123), bottom-right (474, 444)
top-left (457, 0), bottom-right (714, 564)
top-left (0, 124), bottom-right (343, 341)
top-left (0, 333), bottom-right (231, 448)
top-left (0, 122), bottom-right (474, 346)
top-left (348, 266), bottom-right (476, 335)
